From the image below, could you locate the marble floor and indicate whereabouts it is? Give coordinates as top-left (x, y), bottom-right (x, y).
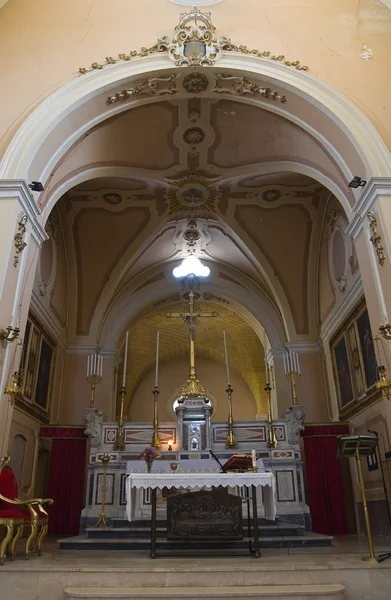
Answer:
top-left (4, 534), bottom-right (391, 569)
top-left (2, 537), bottom-right (391, 600)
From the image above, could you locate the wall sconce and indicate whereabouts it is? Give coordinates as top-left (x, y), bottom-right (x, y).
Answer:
top-left (0, 326), bottom-right (20, 343)
top-left (379, 322), bottom-right (391, 340)
top-left (167, 439), bottom-right (173, 451)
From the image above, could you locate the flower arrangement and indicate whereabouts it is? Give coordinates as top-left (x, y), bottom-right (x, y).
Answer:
top-left (140, 445), bottom-right (161, 472)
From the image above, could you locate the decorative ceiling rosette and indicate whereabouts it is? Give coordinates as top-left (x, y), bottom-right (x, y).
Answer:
top-left (165, 175), bottom-right (221, 215)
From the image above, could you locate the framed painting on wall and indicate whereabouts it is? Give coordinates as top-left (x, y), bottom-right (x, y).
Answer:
top-left (17, 314), bottom-right (55, 423)
top-left (356, 309), bottom-right (377, 389)
top-left (332, 334), bottom-right (354, 408)
top-left (331, 301), bottom-right (380, 417)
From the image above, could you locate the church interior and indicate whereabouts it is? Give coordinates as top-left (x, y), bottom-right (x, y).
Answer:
top-left (1, 0), bottom-right (391, 598)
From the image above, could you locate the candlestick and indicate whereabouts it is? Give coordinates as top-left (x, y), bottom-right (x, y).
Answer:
top-left (122, 331), bottom-right (129, 388)
top-left (225, 384), bottom-right (237, 449)
top-left (114, 386), bottom-right (126, 451)
top-left (263, 331), bottom-right (269, 385)
top-left (94, 454), bottom-right (112, 528)
top-left (151, 386), bottom-right (162, 449)
top-left (223, 329), bottom-right (231, 385)
top-left (155, 331), bottom-right (159, 388)
top-left (265, 384), bottom-right (278, 448)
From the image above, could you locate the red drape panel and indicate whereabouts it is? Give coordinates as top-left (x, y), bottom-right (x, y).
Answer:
top-left (302, 424), bottom-right (350, 535)
top-left (41, 427), bottom-right (87, 536)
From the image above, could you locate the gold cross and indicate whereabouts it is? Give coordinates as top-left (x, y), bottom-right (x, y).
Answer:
top-left (166, 291), bottom-right (218, 396)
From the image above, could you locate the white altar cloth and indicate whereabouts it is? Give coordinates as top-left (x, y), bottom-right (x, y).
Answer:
top-left (125, 471), bottom-right (277, 522)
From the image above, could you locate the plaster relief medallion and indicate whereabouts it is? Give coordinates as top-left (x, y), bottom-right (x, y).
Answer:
top-left (189, 109), bottom-right (200, 122)
top-left (183, 72), bottom-right (209, 94)
top-left (165, 175), bottom-right (221, 214)
top-left (103, 192), bottom-right (123, 205)
top-left (183, 127), bottom-right (205, 144)
top-left (262, 189), bottom-right (281, 202)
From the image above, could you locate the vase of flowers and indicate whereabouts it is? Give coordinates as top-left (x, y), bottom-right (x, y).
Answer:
top-left (140, 445), bottom-right (160, 473)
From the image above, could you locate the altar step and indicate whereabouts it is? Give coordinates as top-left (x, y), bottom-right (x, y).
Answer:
top-left (64, 584), bottom-right (345, 599)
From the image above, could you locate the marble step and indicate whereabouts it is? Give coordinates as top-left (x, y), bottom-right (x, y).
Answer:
top-left (64, 584), bottom-right (345, 600)
top-left (59, 531), bottom-right (333, 551)
top-left (86, 523), bottom-right (305, 539)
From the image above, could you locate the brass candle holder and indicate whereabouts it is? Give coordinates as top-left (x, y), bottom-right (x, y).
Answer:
top-left (151, 386), bottom-right (161, 449)
top-left (225, 384), bottom-right (238, 449)
top-left (94, 454), bottom-right (112, 528)
top-left (289, 372), bottom-right (300, 405)
top-left (87, 374), bottom-right (102, 409)
top-left (265, 385), bottom-right (278, 448)
top-left (4, 372), bottom-right (21, 406)
top-left (114, 386), bottom-right (126, 452)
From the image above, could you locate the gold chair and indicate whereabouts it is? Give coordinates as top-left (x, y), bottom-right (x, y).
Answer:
top-left (0, 455), bottom-right (53, 561)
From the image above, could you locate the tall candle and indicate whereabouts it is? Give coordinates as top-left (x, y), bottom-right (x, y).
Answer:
top-left (296, 352), bottom-right (300, 375)
top-left (122, 331), bottom-right (129, 388)
top-left (252, 449), bottom-right (256, 468)
top-left (263, 331), bottom-right (269, 385)
top-left (155, 331), bottom-right (160, 387)
top-left (223, 329), bottom-right (231, 385)
top-left (87, 355), bottom-right (90, 377)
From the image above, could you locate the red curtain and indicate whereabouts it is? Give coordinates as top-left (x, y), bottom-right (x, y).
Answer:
top-left (40, 427), bottom-right (87, 536)
top-left (302, 424), bottom-right (350, 535)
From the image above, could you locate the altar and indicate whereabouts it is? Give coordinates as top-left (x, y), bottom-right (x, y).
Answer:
top-left (125, 470), bottom-right (276, 558)
top-left (80, 404), bottom-right (308, 532)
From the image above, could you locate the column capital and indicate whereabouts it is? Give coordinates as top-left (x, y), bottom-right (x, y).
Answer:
top-left (347, 177), bottom-right (391, 240)
top-left (0, 179), bottom-right (47, 245)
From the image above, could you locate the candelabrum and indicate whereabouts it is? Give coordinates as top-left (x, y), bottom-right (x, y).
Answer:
top-left (265, 385), bottom-right (278, 448)
top-left (114, 387), bottom-right (126, 452)
top-left (225, 384), bottom-right (238, 450)
top-left (283, 350), bottom-right (301, 406)
top-left (0, 325), bottom-right (20, 343)
top-left (151, 386), bottom-right (161, 449)
top-left (94, 454), bottom-right (112, 528)
top-left (87, 353), bottom-right (103, 408)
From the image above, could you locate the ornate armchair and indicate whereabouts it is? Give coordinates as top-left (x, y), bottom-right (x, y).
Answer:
top-left (0, 455), bottom-right (53, 562)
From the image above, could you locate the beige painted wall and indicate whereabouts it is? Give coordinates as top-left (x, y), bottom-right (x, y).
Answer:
top-left (0, 0), bottom-right (390, 157)
top-left (129, 357), bottom-right (257, 423)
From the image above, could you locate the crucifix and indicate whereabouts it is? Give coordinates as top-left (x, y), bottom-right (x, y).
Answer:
top-left (166, 290), bottom-right (218, 397)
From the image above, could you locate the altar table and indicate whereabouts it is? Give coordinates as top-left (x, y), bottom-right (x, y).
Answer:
top-left (126, 471), bottom-right (277, 558)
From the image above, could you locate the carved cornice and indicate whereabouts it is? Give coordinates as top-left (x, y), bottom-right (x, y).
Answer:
top-left (80, 8), bottom-right (308, 75)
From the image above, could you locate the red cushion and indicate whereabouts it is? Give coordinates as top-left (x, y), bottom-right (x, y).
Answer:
top-left (0, 466), bottom-right (18, 512)
top-left (0, 507), bottom-right (25, 519)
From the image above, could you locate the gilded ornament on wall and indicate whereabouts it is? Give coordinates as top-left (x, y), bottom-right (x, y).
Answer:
top-left (80, 8), bottom-right (308, 74)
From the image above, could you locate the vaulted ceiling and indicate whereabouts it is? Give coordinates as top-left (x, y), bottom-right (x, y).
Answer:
top-left (34, 91), bottom-right (349, 411)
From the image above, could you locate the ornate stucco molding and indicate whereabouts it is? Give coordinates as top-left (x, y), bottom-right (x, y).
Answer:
top-left (367, 212), bottom-right (386, 266)
top-left (106, 72), bottom-right (287, 105)
top-left (80, 8), bottom-right (308, 75)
